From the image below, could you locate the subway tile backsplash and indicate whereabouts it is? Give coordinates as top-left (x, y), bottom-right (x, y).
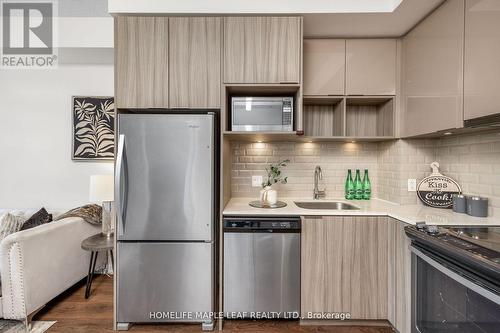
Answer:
top-left (435, 132), bottom-right (500, 218)
top-left (230, 131), bottom-right (500, 218)
top-left (231, 142), bottom-right (379, 199)
top-left (377, 132), bottom-right (500, 217)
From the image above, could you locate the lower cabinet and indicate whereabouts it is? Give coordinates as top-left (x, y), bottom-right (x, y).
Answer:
top-left (301, 216), bottom-right (411, 332)
top-left (301, 216), bottom-right (389, 319)
top-left (387, 218), bottom-right (412, 333)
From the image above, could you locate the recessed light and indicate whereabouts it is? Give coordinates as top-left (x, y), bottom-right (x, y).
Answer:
top-left (351, 141), bottom-right (356, 143)
top-left (307, 140), bottom-right (313, 143)
top-left (257, 140), bottom-right (263, 143)
top-left (443, 132), bottom-right (453, 136)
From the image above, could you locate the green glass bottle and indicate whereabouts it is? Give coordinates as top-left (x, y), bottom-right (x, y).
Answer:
top-left (362, 169), bottom-right (371, 200)
top-left (354, 169), bottom-right (363, 200)
top-left (345, 169), bottom-right (355, 200)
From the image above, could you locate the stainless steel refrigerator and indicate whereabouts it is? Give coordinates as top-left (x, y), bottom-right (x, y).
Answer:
top-left (115, 112), bottom-right (216, 331)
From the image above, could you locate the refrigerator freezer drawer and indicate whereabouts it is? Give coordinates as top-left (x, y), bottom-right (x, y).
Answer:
top-left (117, 242), bottom-right (213, 323)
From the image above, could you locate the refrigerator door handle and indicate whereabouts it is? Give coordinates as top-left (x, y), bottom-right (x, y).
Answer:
top-left (115, 134), bottom-right (127, 237)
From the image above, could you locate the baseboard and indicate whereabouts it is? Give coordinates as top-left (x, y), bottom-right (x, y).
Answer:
top-left (300, 319), bottom-right (392, 327)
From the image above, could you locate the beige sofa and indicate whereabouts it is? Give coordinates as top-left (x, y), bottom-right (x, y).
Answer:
top-left (0, 216), bottom-right (100, 321)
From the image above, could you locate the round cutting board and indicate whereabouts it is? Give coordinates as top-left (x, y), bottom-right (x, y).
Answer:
top-left (417, 162), bottom-right (462, 209)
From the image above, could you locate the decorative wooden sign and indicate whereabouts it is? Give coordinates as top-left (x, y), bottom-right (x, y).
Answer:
top-left (417, 162), bottom-right (462, 209)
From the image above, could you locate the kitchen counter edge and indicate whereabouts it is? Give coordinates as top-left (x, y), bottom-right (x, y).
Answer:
top-left (222, 198), bottom-right (500, 226)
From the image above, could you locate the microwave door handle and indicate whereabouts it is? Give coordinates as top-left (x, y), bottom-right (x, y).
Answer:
top-left (232, 101), bottom-right (284, 106)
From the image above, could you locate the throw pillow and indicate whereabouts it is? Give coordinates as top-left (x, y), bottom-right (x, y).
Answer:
top-left (20, 208), bottom-right (53, 231)
top-left (55, 204), bottom-right (102, 225)
top-left (0, 213), bottom-right (27, 240)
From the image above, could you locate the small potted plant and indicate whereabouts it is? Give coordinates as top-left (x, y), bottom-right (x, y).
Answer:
top-left (260, 159), bottom-right (290, 205)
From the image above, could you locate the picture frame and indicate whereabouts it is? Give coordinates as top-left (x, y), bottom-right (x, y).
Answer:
top-left (72, 96), bottom-right (115, 161)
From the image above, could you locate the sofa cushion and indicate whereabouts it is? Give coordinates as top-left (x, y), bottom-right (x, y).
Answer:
top-left (20, 208), bottom-right (52, 231)
top-left (0, 213), bottom-right (26, 241)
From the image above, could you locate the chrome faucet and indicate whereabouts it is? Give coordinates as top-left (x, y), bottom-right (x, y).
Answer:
top-left (313, 166), bottom-right (326, 200)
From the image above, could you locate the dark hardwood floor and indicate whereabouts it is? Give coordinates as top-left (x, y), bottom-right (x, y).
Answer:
top-left (35, 276), bottom-right (393, 333)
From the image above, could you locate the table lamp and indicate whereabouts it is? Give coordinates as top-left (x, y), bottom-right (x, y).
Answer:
top-left (89, 175), bottom-right (114, 237)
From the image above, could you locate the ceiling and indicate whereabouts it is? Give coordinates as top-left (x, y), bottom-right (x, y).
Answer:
top-left (303, 0), bottom-right (445, 37)
top-left (107, 0), bottom-right (445, 38)
top-left (109, 0), bottom-right (406, 15)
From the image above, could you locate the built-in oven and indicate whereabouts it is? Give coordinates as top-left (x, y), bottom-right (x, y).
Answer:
top-left (230, 96), bottom-right (293, 132)
top-left (406, 225), bottom-right (500, 333)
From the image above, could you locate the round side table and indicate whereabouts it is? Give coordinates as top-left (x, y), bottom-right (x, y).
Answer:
top-left (81, 233), bottom-right (114, 299)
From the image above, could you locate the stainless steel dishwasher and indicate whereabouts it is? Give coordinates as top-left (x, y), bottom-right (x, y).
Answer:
top-left (223, 216), bottom-right (301, 318)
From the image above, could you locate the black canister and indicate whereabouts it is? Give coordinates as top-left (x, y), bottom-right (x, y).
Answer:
top-left (452, 194), bottom-right (467, 214)
top-left (467, 196), bottom-right (489, 218)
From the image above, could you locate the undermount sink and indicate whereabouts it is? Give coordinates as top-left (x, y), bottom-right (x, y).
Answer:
top-left (294, 201), bottom-right (360, 210)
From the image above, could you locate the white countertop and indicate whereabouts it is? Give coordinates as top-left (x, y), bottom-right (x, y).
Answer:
top-left (223, 198), bottom-right (500, 226)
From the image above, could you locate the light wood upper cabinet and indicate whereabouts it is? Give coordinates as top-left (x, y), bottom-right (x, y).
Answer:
top-left (303, 39), bottom-right (345, 96)
top-left (223, 17), bottom-right (302, 84)
top-left (169, 17), bottom-right (221, 109)
top-left (115, 17), bottom-right (169, 109)
top-left (345, 39), bottom-right (396, 95)
top-left (403, 0), bottom-right (465, 137)
top-left (464, 0), bottom-right (500, 120)
top-left (301, 216), bottom-right (389, 320)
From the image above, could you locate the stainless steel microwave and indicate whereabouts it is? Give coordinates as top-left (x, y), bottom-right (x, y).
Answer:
top-left (231, 97), bottom-right (293, 132)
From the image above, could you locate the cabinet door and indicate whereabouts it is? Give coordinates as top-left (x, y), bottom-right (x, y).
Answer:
top-left (115, 17), bottom-right (169, 109)
top-left (169, 17), bottom-right (221, 109)
top-left (301, 216), bottom-right (389, 320)
top-left (464, 0), bottom-right (500, 120)
top-left (301, 216), bottom-right (327, 314)
top-left (335, 217), bottom-right (388, 319)
top-left (303, 39), bottom-right (345, 95)
top-left (403, 0), bottom-right (464, 136)
top-left (223, 17), bottom-right (301, 84)
top-left (387, 219), bottom-right (412, 333)
top-left (345, 39), bottom-right (396, 95)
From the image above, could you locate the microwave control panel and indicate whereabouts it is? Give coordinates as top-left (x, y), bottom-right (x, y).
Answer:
top-left (282, 97), bottom-right (293, 125)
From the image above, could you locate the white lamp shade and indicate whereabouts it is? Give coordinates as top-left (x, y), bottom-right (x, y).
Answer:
top-left (89, 175), bottom-right (114, 202)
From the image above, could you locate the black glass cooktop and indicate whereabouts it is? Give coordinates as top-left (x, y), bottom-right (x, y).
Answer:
top-left (434, 231), bottom-right (500, 263)
top-left (446, 227), bottom-right (500, 251)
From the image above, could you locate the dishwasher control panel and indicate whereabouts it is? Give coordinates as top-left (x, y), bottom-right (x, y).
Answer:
top-left (223, 217), bottom-right (301, 232)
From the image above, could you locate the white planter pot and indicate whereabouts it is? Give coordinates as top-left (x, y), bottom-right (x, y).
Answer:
top-left (260, 187), bottom-right (278, 205)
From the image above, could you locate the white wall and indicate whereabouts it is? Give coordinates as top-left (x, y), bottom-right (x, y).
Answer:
top-left (0, 63), bottom-right (114, 210)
